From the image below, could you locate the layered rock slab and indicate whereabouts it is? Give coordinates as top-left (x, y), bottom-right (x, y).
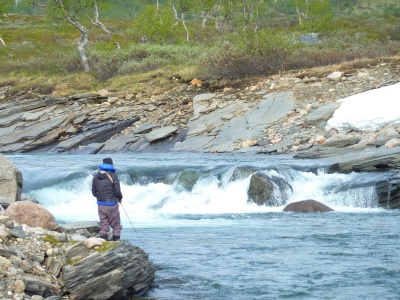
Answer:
top-left (174, 92), bottom-right (295, 152)
top-left (63, 241), bottom-right (155, 300)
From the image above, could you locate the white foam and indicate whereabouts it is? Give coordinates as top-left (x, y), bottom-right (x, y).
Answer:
top-left (28, 167), bottom-right (382, 228)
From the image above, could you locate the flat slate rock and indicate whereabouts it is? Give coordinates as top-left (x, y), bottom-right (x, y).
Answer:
top-left (60, 221), bottom-right (99, 233)
top-left (145, 126), bottom-right (178, 142)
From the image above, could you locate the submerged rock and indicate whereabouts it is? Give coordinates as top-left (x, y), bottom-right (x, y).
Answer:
top-left (283, 200), bottom-right (334, 212)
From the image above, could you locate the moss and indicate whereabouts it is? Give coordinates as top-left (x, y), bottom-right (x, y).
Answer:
top-left (42, 234), bottom-right (58, 245)
top-left (94, 241), bottom-right (119, 253)
top-left (66, 258), bottom-right (81, 265)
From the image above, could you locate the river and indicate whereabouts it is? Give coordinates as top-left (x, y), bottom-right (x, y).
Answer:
top-left (6, 153), bottom-right (400, 300)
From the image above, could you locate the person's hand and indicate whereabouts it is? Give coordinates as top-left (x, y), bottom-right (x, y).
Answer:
top-left (118, 198), bottom-right (122, 204)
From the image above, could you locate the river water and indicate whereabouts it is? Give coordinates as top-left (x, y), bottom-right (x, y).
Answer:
top-left (6, 153), bottom-right (400, 300)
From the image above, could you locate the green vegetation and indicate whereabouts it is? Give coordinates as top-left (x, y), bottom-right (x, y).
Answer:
top-left (95, 241), bottom-right (119, 253)
top-left (42, 234), bottom-right (58, 244)
top-left (1, 0), bottom-right (399, 94)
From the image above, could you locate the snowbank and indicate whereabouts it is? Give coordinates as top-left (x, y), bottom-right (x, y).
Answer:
top-left (326, 82), bottom-right (400, 132)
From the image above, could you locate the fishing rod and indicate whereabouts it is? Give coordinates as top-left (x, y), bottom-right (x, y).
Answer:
top-left (120, 203), bottom-right (145, 246)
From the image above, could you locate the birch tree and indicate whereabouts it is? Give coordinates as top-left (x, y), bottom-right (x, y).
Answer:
top-left (25, 0), bottom-right (103, 72)
top-left (290, 0), bottom-right (333, 31)
top-left (167, 0), bottom-right (194, 41)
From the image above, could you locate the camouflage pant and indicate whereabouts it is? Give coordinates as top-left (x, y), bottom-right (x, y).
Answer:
top-left (98, 204), bottom-right (122, 236)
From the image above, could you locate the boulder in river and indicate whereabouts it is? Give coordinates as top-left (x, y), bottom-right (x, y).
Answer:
top-left (283, 200), bottom-right (334, 212)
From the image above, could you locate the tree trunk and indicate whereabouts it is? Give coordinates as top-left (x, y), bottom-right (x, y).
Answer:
top-left (91, 3), bottom-right (112, 34)
top-left (181, 12), bottom-right (189, 41)
top-left (65, 16), bottom-right (90, 72)
top-left (296, 6), bottom-right (303, 25)
top-left (57, 0), bottom-right (90, 72)
top-left (77, 27), bottom-right (90, 72)
top-left (0, 37), bottom-right (5, 46)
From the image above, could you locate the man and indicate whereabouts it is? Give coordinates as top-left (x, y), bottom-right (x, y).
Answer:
top-left (92, 157), bottom-right (123, 241)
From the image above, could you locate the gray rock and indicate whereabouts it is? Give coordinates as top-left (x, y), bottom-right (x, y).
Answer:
top-left (296, 146), bottom-right (400, 173)
top-left (100, 133), bottom-right (140, 152)
top-left (176, 92), bottom-right (295, 152)
top-left (0, 112), bottom-right (24, 128)
top-left (375, 171), bottom-right (400, 209)
top-left (304, 102), bottom-right (342, 126)
top-left (0, 244), bottom-right (18, 257)
top-left (55, 233), bottom-right (68, 242)
top-left (23, 275), bottom-right (53, 294)
top-left (145, 126), bottom-right (178, 143)
top-left (65, 242), bottom-right (89, 260)
top-left (70, 234), bottom-right (88, 242)
top-left (9, 225), bottom-right (25, 238)
top-left (60, 221), bottom-right (99, 234)
top-left (22, 110), bottom-right (46, 122)
top-left (323, 135), bottom-right (361, 147)
top-left (376, 127), bottom-right (399, 146)
top-left (56, 119), bottom-right (140, 152)
top-left (70, 92), bottom-right (100, 100)
top-left (259, 138), bottom-right (296, 154)
top-left (0, 154), bottom-right (22, 208)
top-left (63, 241), bottom-right (155, 300)
top-left (173, 135), bottom-right (216, 152)
top-left (247, 171), bottom-right (292, 206)
top-left (0, 116), bottom-right (67, 148)
top-left (134, 123), bottom-right (153, 134)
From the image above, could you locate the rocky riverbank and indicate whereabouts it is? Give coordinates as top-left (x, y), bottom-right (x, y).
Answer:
top-left (0, 57), bottom-right (398, 161)
top-left (0, 201), bottom-right (155, 300)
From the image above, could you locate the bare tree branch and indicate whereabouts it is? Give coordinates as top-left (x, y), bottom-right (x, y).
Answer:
top-left (90, 3), bottom-right (112, 34)
top-left (0, 37), bottom-right (5, 46)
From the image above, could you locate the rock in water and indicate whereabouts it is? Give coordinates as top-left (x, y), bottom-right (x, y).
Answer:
top-left (5, 201), bottom-right (57, 230)
top-left (283, 199), bottom-right (334, 212)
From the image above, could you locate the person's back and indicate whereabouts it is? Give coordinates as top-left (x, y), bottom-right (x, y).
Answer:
top-left (92, 157), bottom-right (123, 241)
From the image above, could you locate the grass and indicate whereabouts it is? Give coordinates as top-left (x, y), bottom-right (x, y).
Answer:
top-left (1, 9), bottom-right (399, 96)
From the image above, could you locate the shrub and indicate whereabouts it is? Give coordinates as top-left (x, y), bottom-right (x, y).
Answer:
top-left (201, 29), bottom-right (294, 78)
top-left (89, 44), bottom-right (205, 80)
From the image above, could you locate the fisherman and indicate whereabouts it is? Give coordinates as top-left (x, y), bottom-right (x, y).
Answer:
top-left (92, 157), bottom-right (123, 241)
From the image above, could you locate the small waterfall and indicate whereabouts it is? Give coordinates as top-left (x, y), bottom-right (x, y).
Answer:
top-left (272, 168), bottom-right (379, 209)
top-left (8, 153), bottom-right (388, 225)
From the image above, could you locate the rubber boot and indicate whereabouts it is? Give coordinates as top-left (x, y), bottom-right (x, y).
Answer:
top-left (112, 235), bottom-right (120, 241)
top-left (100, 234), bottom-right (108, 241)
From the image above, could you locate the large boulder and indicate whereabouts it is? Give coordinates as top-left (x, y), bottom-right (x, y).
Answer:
top-left (247, 171), bottom-right (292, 206)
top-left (63, 241), bottom-right (155, 300)
top-left (5, 201), bottom-right (57, 230)
top-left (0, 154), bottom-right (23, 208)
top-left (283, 199), bottom-right (334, 212)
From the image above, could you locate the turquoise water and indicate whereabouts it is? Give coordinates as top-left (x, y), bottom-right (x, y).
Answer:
top-left (124, 212), bottom-right (400, 300)
top-left (7, 154), bottom-right (400, 299)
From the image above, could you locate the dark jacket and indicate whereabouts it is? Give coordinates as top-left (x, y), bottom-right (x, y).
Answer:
top-left (92, 164), bottom-right (123, 203)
